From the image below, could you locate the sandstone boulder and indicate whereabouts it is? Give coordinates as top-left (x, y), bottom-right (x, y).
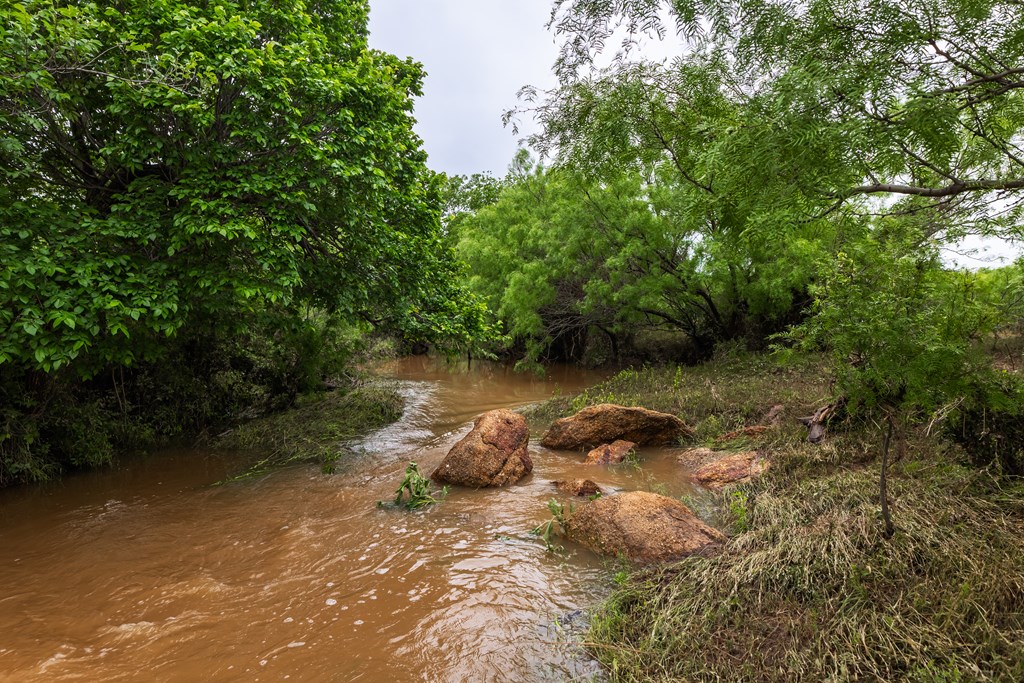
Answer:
top-left (541, 404), bottom-right (692, 450)
top-left (431, 409), bottom-right (532, 488)
top-left (553, 479), bottom-right (602, 497)
top-left (691, 450), bottom-right (768, 489)
top-left (584, 439), bottom-right (636, 465)
top-left (564, 491), bottom-right (725, 564)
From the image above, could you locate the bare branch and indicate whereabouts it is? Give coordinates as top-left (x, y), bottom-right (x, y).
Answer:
top-left (841, 177), bottom-right (1024, 198)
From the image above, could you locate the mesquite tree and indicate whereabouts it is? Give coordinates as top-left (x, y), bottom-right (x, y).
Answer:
top-left (523, 0), bottom-right (1024, 532)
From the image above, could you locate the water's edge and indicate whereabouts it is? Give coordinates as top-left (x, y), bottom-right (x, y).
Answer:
top-left (0, 357), bottom-right (696, 682)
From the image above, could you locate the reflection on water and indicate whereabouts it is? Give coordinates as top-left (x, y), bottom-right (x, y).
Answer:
top-left (0, 357), bottom-right (699, 682)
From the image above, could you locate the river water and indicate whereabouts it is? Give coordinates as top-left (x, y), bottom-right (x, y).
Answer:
top-left (0, 357), bottom-right (699, 682)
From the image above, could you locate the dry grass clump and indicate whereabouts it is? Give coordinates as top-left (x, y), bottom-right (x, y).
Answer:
top-left (216, 383), bottom-right (403, 479)
top-left (587, 457), bottom-right (1024, 681)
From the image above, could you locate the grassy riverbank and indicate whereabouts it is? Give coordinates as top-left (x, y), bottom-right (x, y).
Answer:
top-left (216, 382), bottom-right (404, 480)
top-left (534, 351), bottom-right (1024, 681)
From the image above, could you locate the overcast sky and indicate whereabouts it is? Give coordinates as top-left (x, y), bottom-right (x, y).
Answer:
top-left (368, 1), bottom-right (558, 177)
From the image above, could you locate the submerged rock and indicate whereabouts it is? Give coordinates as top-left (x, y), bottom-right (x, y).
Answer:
top-left (584, 439), bottom-right (636, 465)
top-left (431, 409), bottom-right (532, 488)
top-left (564, 491), bottom-right (724, 564)
top-left (541, 404), bottom-right (692, 450)
top-left (691, 450), bottom-right (768, 489)
top-left (553, 479), bottom-right (603, 497)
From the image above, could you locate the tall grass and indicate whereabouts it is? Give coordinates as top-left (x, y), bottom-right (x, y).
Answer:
top-left (588, 460), bottom-right (1024, 681)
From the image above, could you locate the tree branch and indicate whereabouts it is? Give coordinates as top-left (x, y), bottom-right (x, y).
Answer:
top-left (840, 177), bottom-right (1024, 198)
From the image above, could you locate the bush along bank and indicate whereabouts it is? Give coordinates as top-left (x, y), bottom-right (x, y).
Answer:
top-left (0, 311), bottom-right (402, 487)
top-left (529, 352), bottom-right (1024, 681)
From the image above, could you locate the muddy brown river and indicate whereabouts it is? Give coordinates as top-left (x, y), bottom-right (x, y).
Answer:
top-left (0, 357), bottom-right (701, 681)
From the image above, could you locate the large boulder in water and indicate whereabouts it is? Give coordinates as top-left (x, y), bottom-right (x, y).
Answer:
top-left (564, 491), bottom-right (724, 564)
top-left (431, 409), bottom-right (532, 488)
top-left (691, 450), bottom-right (768, 489)
top-left (541, 404), bottom-right (692, 450)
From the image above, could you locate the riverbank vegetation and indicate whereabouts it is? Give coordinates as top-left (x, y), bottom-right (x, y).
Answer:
top-left (216, 381), bottom-right (404, 481)
top-left (2, 0), bottom-right (1023, 677)
top-left (534, 354), bottom-right (1024, 680)
top-left (479, 0), bottom-right (1024, 678)
top-left (0, 0), bottom-right (489, 486)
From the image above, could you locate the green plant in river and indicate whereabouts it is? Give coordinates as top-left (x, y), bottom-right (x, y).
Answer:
top-left (390, 461), bottom-right (447, 510)
top-left (532, 498), bottom-right (571, 552)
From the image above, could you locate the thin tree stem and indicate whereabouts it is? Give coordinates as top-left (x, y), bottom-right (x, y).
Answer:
top-left (880, 415), bottom-right (895, 539)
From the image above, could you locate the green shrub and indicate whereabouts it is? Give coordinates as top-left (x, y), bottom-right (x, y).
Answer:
top-left (387, 461), bottom-right (448, 510)
top-left (0, 309), bottom-right (369, 487)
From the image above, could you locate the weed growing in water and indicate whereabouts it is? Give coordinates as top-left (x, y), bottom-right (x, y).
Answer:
top-left (622, 446), bottom-right (642, 469)
top-left (387, 461), bottom-right (448, 510)
top-left (532, 498), bottom-right (571, 552)
top-left (643, 475), bottom-right (669, 496)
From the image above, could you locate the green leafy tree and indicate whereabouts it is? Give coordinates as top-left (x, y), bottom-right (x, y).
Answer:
top-left (440, 171), bottom-right (504, 236)
top-left (529, 0), bottom-right (1024, 366)
top-left (523, 0), bottom-right (1024, 535)
top-left (791, 216), bottom-right (1010, 533)
top-left (0, 0), bottom-right (485, 375)
top-left (458, 149), bottom-right (823, 363)
top-left (542, 0), bottom-right (1024, 221)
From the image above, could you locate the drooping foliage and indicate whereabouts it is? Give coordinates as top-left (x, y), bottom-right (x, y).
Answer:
top-left (546, 0), bottom-right (1024, 208)
top-left (501, 0), bottom-right (1024, 407)
top-left (458, 150), bottom-right (830, 363)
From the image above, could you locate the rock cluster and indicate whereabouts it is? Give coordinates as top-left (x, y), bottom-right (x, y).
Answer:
top-left (428, 401), bottom-right (763, 565)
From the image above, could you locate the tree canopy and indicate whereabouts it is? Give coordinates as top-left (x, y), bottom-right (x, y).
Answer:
top-left (492, 0), bottom-right (1024, 401)
top-left (542, 0), bottom-right (1024, 215)
top-left (0, 0), bottom-right (486, 375)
